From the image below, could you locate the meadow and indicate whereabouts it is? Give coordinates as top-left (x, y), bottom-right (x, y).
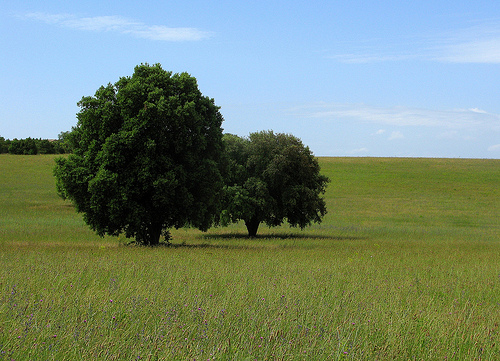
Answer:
top-left (0, 154), bottom-right (499, 360)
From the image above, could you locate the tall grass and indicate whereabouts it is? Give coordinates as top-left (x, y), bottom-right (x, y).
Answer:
top-left (0, 154), bottom-right (499, 359)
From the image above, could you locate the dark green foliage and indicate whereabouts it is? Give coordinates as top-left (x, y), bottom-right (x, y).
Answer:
top-left (36, 139), bottom-right (55, 154)
top-left (53, 64), bottom-right (225, 245)
top-left (54, 131), bottom-right (75, 154)
top-left (8, 138), bottom-right (38, 155)
top-left (0, 136), bottom-right (71, 154)
top-left (221, 131), bottom-right (330, 236)
top-left (0, 137), bottom-right (9, 153)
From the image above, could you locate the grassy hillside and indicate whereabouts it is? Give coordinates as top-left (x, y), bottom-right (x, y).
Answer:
top-left (323, 157), bottom-right (499, 241)
top-left (1, 155), bottom-right (498, 245)
top-left (0, 154), bottom-right (499, 359)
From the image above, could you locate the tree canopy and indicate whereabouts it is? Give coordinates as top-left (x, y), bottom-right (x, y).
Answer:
top-left (0, 137), bottom-right (70, 155)
top-left (221, 131), bottom-right (330, 236)
top-left (53, 64), bottom-right (225, 245)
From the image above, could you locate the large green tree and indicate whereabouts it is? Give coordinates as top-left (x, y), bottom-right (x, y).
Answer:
top-left (54, 64), bottom-right (225, 245)
top-left (221, 131), bottom-right (330, 237)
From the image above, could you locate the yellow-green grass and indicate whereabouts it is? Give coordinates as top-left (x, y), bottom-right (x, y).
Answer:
top-left (0, 154), bottom-right (499, 360)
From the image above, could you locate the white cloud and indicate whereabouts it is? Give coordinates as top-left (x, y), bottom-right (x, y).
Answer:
top-left (329, 22), bottom-right (500, 64)
top-left (292, 102), bottom-right (500, 130)
top-left (469, 108), bottom-right (488, 114)
top-left (434, 23), bottom-right (500, 63)
top-left (388, 131), bottom-right (404, 140)
top-left (488, 144), bottom-right (500, 152)
top-left (349, 148), bottom-right (368, 154)
top-left (62, 15), bottom-right (137, 32)
top-left (23, 12), bottom-right (72, 24)
top-left (23, 12), bottom-right (213, 41)
top-left (437, 130), bottom-right (459, 139)
top-left (436, 38), bottom-right (500, 63)
top-left (328, 53), bottom-right (417, 64)
top-left (374, 129), bottom-right (386, 135)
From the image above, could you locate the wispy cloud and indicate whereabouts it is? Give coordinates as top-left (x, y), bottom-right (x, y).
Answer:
top-left (329, 53), bottom-right (419, 64)
top-left (329, 22), bottom-right (500, 64)
top-left (488, 144), bottom-right (500, 152)
top-left (291, 103), bottom-right (500, 130)
top-left (350, 147), bottom-right (369, 154)
top-left (436, 39), bottom-right (500, 63)
top-left (22, 12), bottom-right (213, 41)
top-left (469, 108), bottom-right (488, 114)
top-left (434, 22), bottom-right (500, 63)
top-left (388, 131), bottom-right (404, 140)
top-left (437, 130), bottom-right (460, 140)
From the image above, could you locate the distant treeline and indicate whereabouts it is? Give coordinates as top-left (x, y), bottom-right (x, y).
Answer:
top-left (0, 131), bottom-right (73, 155)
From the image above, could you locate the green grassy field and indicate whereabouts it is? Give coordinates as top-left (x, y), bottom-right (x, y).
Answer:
top-left (0, 154), bottom-right (499, 360)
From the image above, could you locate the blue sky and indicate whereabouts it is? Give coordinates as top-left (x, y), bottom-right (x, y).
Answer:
top-left (1, 1), bottom-right (500, 158)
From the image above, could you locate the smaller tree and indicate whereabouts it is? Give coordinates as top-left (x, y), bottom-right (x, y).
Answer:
top-left (221, 131), bottom-right (330, 236)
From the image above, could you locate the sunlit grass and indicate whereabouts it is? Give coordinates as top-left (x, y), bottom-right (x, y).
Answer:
top-left (0, 154), bottom-right (499, 359)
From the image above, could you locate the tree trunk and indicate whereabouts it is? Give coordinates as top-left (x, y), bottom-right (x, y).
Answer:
top-left (245, 216), bottom-right (260, 237)
top-left (137, 223), bottom-right (162, 246)
top-left (149, 225), bottom-right (162, 246)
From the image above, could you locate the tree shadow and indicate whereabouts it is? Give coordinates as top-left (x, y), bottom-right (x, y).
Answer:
top-left (166, 242), bottom-right (262, 250)
top-left (136, 240), bottom-right (263, 250)
top-left (124, 232), bottom-right (366, 249)
top-left (201, 232), bottom-right (366, 241)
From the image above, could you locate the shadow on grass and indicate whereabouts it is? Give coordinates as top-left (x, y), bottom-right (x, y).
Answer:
top-left (165, 233), bottom-right (363, 248)
top-left (165, 242), bottom-right (260, 250)
top-left (128, 233), bottom-right (366, 249)
top-left (201, 232), bottom-right (365, 241)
